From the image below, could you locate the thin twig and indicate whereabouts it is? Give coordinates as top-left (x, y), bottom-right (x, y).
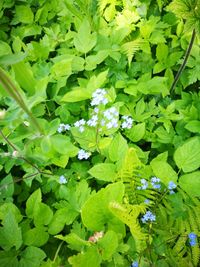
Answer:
top-left (170, 29), bottom-right (196, 92)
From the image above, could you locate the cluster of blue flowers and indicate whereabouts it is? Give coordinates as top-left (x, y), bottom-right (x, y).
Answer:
top-left (91, 88), bottom-right (108, 106)
top-left (57, 123), bottom-right (71, 133)
top-left (121, 115), bottom-right (133, 129)
top-left (168, 181), bottom-right (177, 194)
top-left (77, 149), bottom-right (91, 160)
top-left (141, 211), bottom-right (156, 223)
top-left (188, 232), bottom-right (197, 246)
top-left (137, 178), bottom-right (148, 190)
top-left (151, 176), bottom-right (161, 189)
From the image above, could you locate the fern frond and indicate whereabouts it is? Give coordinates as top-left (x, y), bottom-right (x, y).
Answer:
top-left (173, 235), bottom-right (187, 254)
top-left (121, 39), bottom-right (143, 66)
top-left (192, 244), bottom-right (200, 267)
top-left (109, 201), bottom-right (146, 240)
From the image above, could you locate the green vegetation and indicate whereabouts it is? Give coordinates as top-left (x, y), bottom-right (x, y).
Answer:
top-left (0, 0), bottom-right (200, 266)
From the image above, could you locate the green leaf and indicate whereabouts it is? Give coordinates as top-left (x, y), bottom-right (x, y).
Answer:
top-left (51, 135), bottom-right (78, 156)
top-left (56, 233), bottom-right (90, 251)
top-left (184, 120), bottom-right (200, 133)
top-left (98, 230), bottom-right (118, 260)
top-left (179, 171), bottom-right (200, 197)
top-left (68, 247), bottom-right (101, 267)
top-left (174, 137), bottom-right (200, 172)
top-left (26, 189), bottom-right (42, 219)
top-left (0, 174), bottom-right (14, 199)
top-left (108, 133), bottom-right (128, 162)
top-left (48, 207), bottom-right (76, 235)
top-left (88, 163), bottom-right (117, 182)
top-left (74, 19), bottom-right (97, 54)
top-left (0, 251), bottom-right (18, 267)
top-left (12, 62), bottom-right (36, 95)
top-left (19, 246), bottom-right (46, 267)
top-left (51, 59), bottom-right (72, 79)
top-left (33, 203), bottom-right (53, 226)
top-left (0, 203), bottom-right (22, 223)
top-left (61, 89), bottom-right (91, 102)
top-left (23, 227), bottom-right (49, 247)
top-left (150, 155), bottom-right (178, 185)
top-left (156, 43), bottom-right (168, 62)
top-left (0, 41), bottom-right (12, 57)
top-left (0, 210), bottom-right (22, 250)
top-left (81, 182), bottom-right (125, 231)
top-left (14, 5), bottom-right (34, 24)
top-left (125, 123), bottom-right (145, 142)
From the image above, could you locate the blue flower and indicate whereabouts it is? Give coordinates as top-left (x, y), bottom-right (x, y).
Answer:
top-left (131, 261), bottom-right (138, 267)
top-left (189, 239), bottom-right (197, 246)
top-left (188, 233), bottom-right (197, 239)
top-left (59, 175), bottom-right (67, 184)
top-left (168, 181), bottom-right (177, 190)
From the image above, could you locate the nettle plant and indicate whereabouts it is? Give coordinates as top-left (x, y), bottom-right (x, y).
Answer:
top-left (0, 0), bottom-right (200, 266)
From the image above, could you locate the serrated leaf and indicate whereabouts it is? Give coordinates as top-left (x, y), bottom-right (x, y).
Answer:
top-left (68, 247), bottom-right (101, 267)
top-left (0, 210), bottom-right (22, 250)
top-left (74, 19), bottom-right (97, 54)
top-left (184, 120), bottom-right (200, 133)
top-left (81, 182), bottom-right (125, 231)
top-left (19, 246), bottom-right (46, 267)
top-left (23, 227), bottom-right (49, 247)
top-left (98, 230), bottom-right (118, 260)
top-left (174, 137), bottom-right (200, 172)
top-left (33, 203), bottom-right (53, 226)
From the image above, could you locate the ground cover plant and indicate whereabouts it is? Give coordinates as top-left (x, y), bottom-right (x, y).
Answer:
top-left (0, 0), bottom-right (200, 266)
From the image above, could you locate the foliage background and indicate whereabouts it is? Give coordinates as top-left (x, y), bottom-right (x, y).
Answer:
top-left (0, 0), bottom-right (200, 266)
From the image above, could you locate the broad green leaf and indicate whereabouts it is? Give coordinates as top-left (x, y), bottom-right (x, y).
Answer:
top-left (174, 137), bottom-right (200, 172)
top-left (184, 120), bottom-right (200, 133)
top-left (33, 203), bottom-right (53, 226)
top-left (88, 163), bottom-right (117, 182)
top-left (125, 123), bottom-right (145, 142)
top-left (179, 171), bottom-right (200, 197)
top-left (51, 135), bottom-right (78, 156)
top-left (19, 246), bottom-right (46, 267)
top-left (0, 210), bottom-right (22, 250)
top-left (0, 203), bottom-right (22, 223)
top-left (108, 133), bottom-right (128, 162)
top-left (71, 127), bottom-right (97, 151)
top-left (23, 227), bottom-right (49, 247)
top-left (98, 230), bottom-right (118, 260)
top-left (51, 59), bottom-right (72, 79)
top-left (150, 157), bottom-right (178, 185)
top-left (12, 62), bottom-right (36, 95)
top-left (26, 189), bottom-right (42, 219)
top-left (81, 182), bottom-right (125, 231)
top-left (0, 52), bottom-right (27, 65)
top-left (156, 43), bottom-right (168, 62)
top-left (0, 174), bottom-right (14, 199)
top-left (0, 41), bottom-right (12, 57)
top-left (68, 247), bottom-right (101, 267)
top-left (14, 5), bottom-right (34, 24)
top-left (61, 89), bottom-right (91, 102)
top-left (0, 251), bottom-right (18, 267)
top-left (48, 207), bottom-right (77, 235)
top-left (74, 19), bottom-right (97, 54)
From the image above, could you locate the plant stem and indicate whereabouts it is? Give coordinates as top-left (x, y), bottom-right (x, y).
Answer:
top-left (170, 29), bottom-right (196, 92)
top-left (53, 241), bottom-right (64, 262)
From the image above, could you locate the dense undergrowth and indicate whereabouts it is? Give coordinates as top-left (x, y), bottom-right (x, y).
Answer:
top-left (0, 0), bottom-right (200, 266)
